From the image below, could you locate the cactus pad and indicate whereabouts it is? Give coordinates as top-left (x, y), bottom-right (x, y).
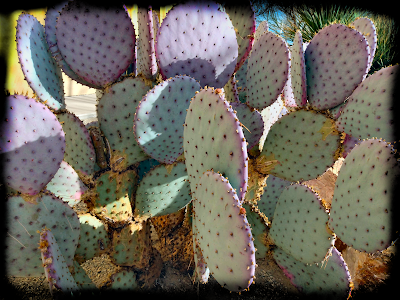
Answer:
top-left (254, 20), bottom-right (268, 40)
top-left (16, 13), bottom-right (65, 110)
top-left (91, 170), bottom-right (135, 225)
top-left (75, 213), bottom-right (109, 263)
top-left (290, 30), bottom-right (307, 107)
top-left (109, 269), bottom-right (138, 291)
top-left (97, 76), bottom-right (151, 170)
top-left (137, 6), bottom-right (157, 79)
top-left (134, 162), bottom-right (191, 219)
top-left (183, 87), bottom-right (248, 201)
top-left (336, 65), bottom-right (398, 143)
top-left (5, 192), bottom-right (80, 277)
top-left (257, 175), bottom-right (291, 222)
top-left (350, 17), bottom-right (377, 72)
top-left (246, 31), bottom-right (290, 110)
top-left (230, 102), bottom-right (264, 150)
top-left (110, 220), bottom-right (152, 268)
top-left (134, 75), bottom-right (200, 164)
top-left (39, 228), bottom-right (79, 293)
top-left (0, 95), bottom-right (65, 195)
top-left (305, 24), bottom-right (370, 110)
top-left (328, 139), bottom-right (399, 252)
top-left (269, 184), bottom-right (335, 264)
top-left (193, 171), bottom-right (256, 292)
top-left (56, 111), bottom-right (96, 178)
top-left (224, 2), bottom-right (256, 72)
top-left (155, 1), bottom-right (239, 88)
top-left (71, 260), bottom-right (96, 290)
top-left (44, 2), bottom-right (96, 88)
top-left (273, 247), bottom-right (352, 299)
top-left (242, 202), bottom-right (269, 259)
top-left (56, 1), bottom-right (136, 88)
top-left (46, 160), bottom-right (88, 207)
top-left (259, 109), bottom-right (341, 182)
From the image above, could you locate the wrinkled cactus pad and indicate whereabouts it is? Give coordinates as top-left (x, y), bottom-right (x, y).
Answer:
top-left (329, 138), bottom-right (399, 252)
top-left (109, 269), bottom-right (139, 291)
top-left (273, 247), bottom-right (352, 299)
top-left (193, 171), bottom-right (255, 292)
top-left (137, 6), bottom-right (157, 79)
top-left (5, 192), bottom-right (80, 277)
top-left (259, 109), bottom-right (341, 182)
top-left (56, 1), bottom-right (136, 88)
top-left (39, 228), bottom-right (79, 293)
top-left (134, 162), bottom-right (191, 219)
top-left (134, 75), bottom-right (200, 164)
top-left (0, 95), bottom-right (65, 195)
top-left (305, 24), bottom-right (370, 110)
top-left (16, 13), bottom-right (65, 110)
top-left (155, 1), bottom-right (238, 88)
top-left (269, 184), bottom-right (335, 264)
top-left (183, 87), bottom-right (248, 201)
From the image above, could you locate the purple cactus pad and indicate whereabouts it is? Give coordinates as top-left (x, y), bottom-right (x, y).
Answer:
top-left (155, 1), bottom-right (238, 88)
top-left (0, 95), bottom-right (65, 195)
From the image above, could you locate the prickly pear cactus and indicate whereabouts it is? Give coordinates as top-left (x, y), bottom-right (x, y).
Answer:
top-left (5, 2), bottom-right (398, 298)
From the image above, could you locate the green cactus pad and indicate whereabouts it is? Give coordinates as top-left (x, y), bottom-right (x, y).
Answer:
top-left (46, 160), bottom-right (88, 207)
top-left (91, 169), bottom-right (135, 226)
top-left (5, 192), bottom-right (80, 277)
top-left (97, 76), bottom-right (151, 170)
top-left (235, 59), bottom-right (248, 103)
top-left (350, 17), bottom-right (377, 72)
top-left (257, 175), bottom-right (291, 222)
top-left (110, 220), bottom-right (152, 268)
top-left (74, 213), bottom-right (109, 263)
top-left (224, 2), bottom-right (256, 72)
top-left (328, 139), bottom-right (399, 253)
top-left (223, 75), bottom-right (240, 103)
top-left (109, 269), bottom-right (139, 291)
top-left (16, 13), bottom-right (65, 110)
top-left (56, 111), bottom-right (96, 178)
top-left (246, 31), bottom-right (290, 110)
top-left (273, 247), bottom-right (352, 299)
top-left (242, 202), bottom-right (269, 259)
top-left (336, 65), bottom-right (398, 143)
top-left (134, 75), bottom-right (201, 164)
top-left (71, 260), bottom-right (96, 290)
top-left (230, 102), bottom-right (264, 150)
top-left (290, 31), bottom-right (307, 107)
top-left (134, 162), bottom-right (191, 219)
top-left (193, 171), bottom-right (256, 292)
top-left (39, 228), bottom-right (79, 293)
top-left (259, 109), bottom-right (341, 182)
top-left (269, 184), bottom-right (335, 264)
top-left (183, 87), bottom-right (248, 202)
top-left (305, 24), bottom-right (370, 110)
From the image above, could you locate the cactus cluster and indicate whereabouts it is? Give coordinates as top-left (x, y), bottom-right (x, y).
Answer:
top-left (2, 0), bottom-right (399, 298)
